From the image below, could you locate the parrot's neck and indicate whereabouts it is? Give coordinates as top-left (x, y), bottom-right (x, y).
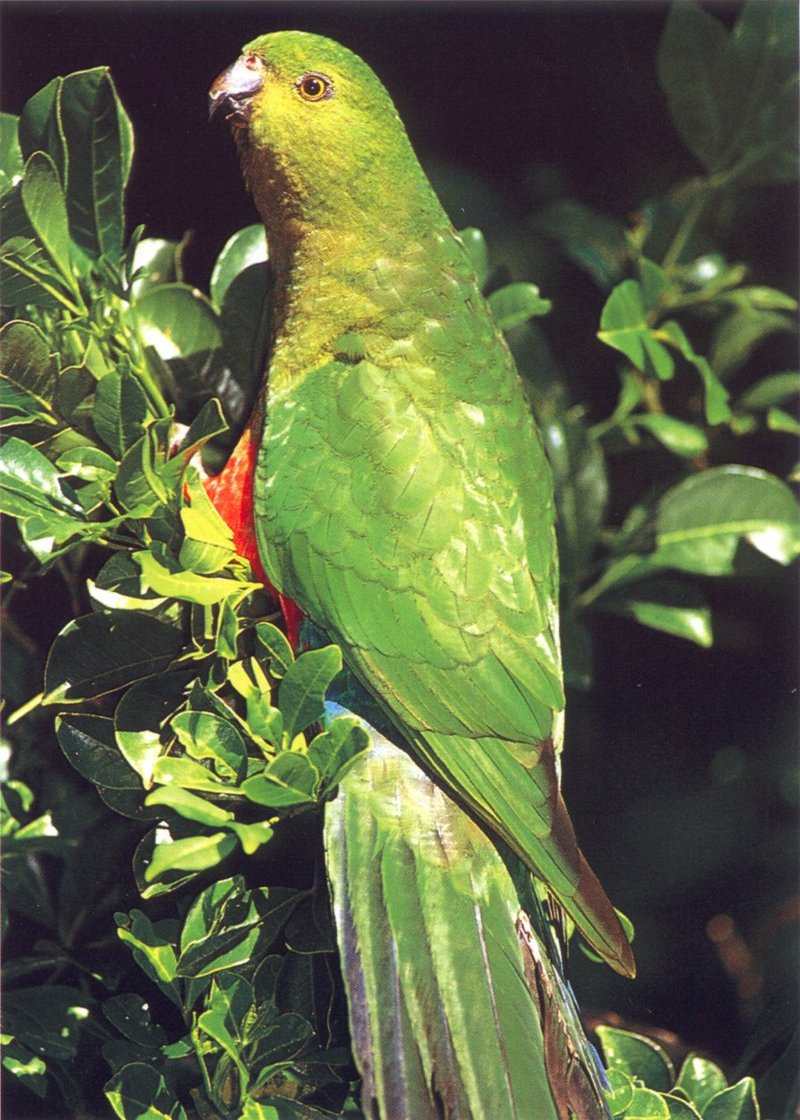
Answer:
top-left (241, 142), bottom-right (446, 394)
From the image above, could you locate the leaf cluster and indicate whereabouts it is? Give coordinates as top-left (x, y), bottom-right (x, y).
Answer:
top-left (514, 0), bottom-right (799, 677)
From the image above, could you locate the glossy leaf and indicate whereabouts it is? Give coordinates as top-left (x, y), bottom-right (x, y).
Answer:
top-left (0, 111), bottom-right (24, 191)
top-left (58, 68), bottom-right (126, 259)
top-left (2, 985), bottom-right (93, 1060)
top-left (534, 198), bottom-right (630, 288)
top-left (704, 1079), bottom-right (760, 1120)
top-left (93, 367), bottom-right (149, 456)
top-left (674, 1054), bottom-right (728, 1113)
top-left (0, 234), bottom-right (68, 309)
top-left (144, 785), bottom-right (234, 827)
top-left (102, 994), bottom-right (167, 1048)
top-left (135, 548), bottom-right (257, 606)
top-left (210, 223), bottom-right (268, 308)
top-left (133, 283), bottom-right (221, 361)
top-left (171, 710), bottom-right (248, 782)
top-left (56, 713), bottom-right (142, 790)
top-left (278, 645), bottom-right (343, 743)
top-left (20, 152), bottom-right (75, 289)
top-left (105, 1061), bottom-right (188, 1120)
top-left (597, 1026), bottom-right (675, 1092)
top-left (598, 281), bottom-right (674, 380)
top-left (256, 622), bottom-right (295, 679)
top-left (488, 282), bottom-right (551, 329)
top-left (630, 415), bottom-right (708, 458)
top-left (18, 77), bottom-right (67, 182)
top-left (738, 371), bottom-right (800, 411)
top-left (130, 237), bottom-right (183, 297)
top-left (598, 579), bottom-right (712, 647)
top-left (44, 612), bottom-right (183, 703)
top-left (0, 319), bottom-right (57, 401)
top-left (142, 830), bottom-right (238, 883)
top-left (219, 260), bottom-right (273, 397)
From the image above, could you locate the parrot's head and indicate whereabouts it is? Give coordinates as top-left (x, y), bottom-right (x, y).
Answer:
top-left (210, 31), bottom-right (429, 229)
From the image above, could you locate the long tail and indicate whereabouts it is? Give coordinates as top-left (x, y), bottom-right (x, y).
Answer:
top-left (323, 703), bottom-right (611, 1120)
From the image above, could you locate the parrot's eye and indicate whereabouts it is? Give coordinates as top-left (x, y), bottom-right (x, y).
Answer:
top-left (297, 73), bottom-right (333, 102)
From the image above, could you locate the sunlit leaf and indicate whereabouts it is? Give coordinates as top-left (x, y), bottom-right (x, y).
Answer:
top-left (210, 223), bottom-right (268, 308)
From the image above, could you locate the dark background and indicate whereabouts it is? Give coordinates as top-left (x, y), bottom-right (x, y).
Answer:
top-left (2, 0), bottom-right (797, 1100)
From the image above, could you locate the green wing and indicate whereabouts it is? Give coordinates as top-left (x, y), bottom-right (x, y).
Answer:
top-left (323, 704), bottom-right (611, 1120)
top-left (257, 237), bottom-right (633, 976)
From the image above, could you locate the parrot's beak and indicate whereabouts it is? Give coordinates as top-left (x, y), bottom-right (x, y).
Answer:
top-left (208, 56), bottom-right (264, 126)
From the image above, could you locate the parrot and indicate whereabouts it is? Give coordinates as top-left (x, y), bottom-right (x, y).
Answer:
top-left (206, 29), bottom-right (634, 1119)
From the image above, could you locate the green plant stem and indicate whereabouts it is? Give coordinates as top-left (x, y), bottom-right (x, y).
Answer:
top-left (190, 1022), bottom-right (215, 1103)
top-left (661, 181), bottom-right (711, 271)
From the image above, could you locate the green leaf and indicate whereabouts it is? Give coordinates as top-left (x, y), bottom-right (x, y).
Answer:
top-left (0, 234), bottom-right (69, 309)
top-left (198, 971), bottom-right (252, 1087)
top-left (0, 319), bottom-right (57, 401)
top-left (664, 1096), bottom-right (702, 1120)
top-left (630, 415), bottom-right (708, 458)
top-left (675, 1054), bottom-right (728, 1113)
top-left (626, 1087), bottom-right (671, 1119)
top-left (710, 307), bottom-right (796, 380)
top-left (134, 282), bottom-right (221, 362)
top-left (488, 282), bottom-right (551, 330)
top-left (20, 151), bottom-right (75, 289)
top-left (114, 428), bottom-right (169, 516)
top-left (44, 612), bottom-right (183, 703)
top-left (738, 371), bottom-right (800, 411)
top-left (144, 785), bottom-right (234, 827)
top-left (151, 755), bottom-right (233, 794)
top-left (657, 320), bottom-right (731, 424)
top-left (105, 1061), bottom-right (188, 1120)
top-left (93, 367), bottom-right (150, 456)
top-left (219, 261), bottom-right (273, 398)
top-left (597, 1026), bottom-right (675, 1092)
top-left (134, 549), bottom-right (256, 606)
top-left (278, 645), bottom-right (343, 743)
top-left (18, 77), bottom-right (67, 180)
top-left (130, 237), bottom-right (183, 298)
top-left (598, 579), bottom-right (712, 647)
top-left (0, 436), bottom-right (90, 558)
top-left (102, 995), bottom-right (167, 1048)
top-left (0, 111), bottom-right (24, 192)
top-left (56, 713), bottom-right (142, 790)
top-left (657, 1), bottom-right (734, 172)
top-left (306, 716), bottom-right (370, 792)
top-left (1, 1037), bottom-right (47, 1097)
top-left (57, 446), bottom-right (118, 483)
top-left (177, 878), bottom-right (293, 978)
top-left (256, 622), bottom-right (295, 679)
top-left (656, 467), bottom-right (800, 571)
top-left (2, 985), bottom-right (92, 1060)
top-left (598, 280), bottom-right (675, 380)
top-left (58, 68), bottom-right (126, 259)
top-left (142, 829), bottom-right (237, 883)
top-left (0, 436), bottom-right (81, 517)
top-left (114, 909), bottom-right (180, 999)
top-left (605, 1068), bottom-right (636, 1117)
top-left (211, 223), bottom-right (269, 308)
top-left (171, 710), bottom-right (248, 782)
top-left (703, 1079), bottom-right (760, 1120)
top-left (533, 198), bottom-right (630, 289)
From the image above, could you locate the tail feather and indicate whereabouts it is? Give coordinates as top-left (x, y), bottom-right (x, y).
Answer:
top-left (323, 704), bottom-right (613, 1120)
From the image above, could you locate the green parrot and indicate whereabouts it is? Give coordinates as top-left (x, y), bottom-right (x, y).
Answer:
top-left (208, 29), bottom-right (634, 1118)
